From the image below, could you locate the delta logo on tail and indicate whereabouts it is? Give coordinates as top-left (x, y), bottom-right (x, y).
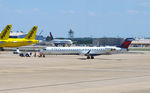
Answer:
top-left (50, 32), bottom-right (54, 40)
top-left (121, 38), bottom-right (135, 49)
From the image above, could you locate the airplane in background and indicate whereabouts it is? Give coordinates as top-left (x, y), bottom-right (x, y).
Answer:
top-left (0, 25), bottom-right (39, 50)
top-left (49, 32), bottom-right (73, 47)
top-left (0, 25), bottom-right (12, 50)
top-left (40, 38), bottom-right (134, 59)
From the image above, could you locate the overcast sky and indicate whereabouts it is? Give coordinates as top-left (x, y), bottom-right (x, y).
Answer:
top-left (0, 0), bottom-right (150, 38)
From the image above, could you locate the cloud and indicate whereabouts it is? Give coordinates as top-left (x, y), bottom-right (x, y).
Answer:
top-left (69, 10), bottom-right (75, 14)
top-left (61, 10), bottom-right (75, 15)
top-left (16, 9), bottom-right (23, 14)
top-left (139, 2), bottom-right (150, 7)
top-left (127, 10), bottom-right (150, 15)
top-left (128, 10), bottom-right (139, 15)
top-left (111, 12), bottom-right (122, 16)
top-left (88, 11), bottom-right (96, 16)
top-left (33, 8), bottom-right (40, 12)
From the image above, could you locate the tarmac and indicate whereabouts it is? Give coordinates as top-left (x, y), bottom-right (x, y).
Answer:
top-left (0, 51), bottom-right (150, 93)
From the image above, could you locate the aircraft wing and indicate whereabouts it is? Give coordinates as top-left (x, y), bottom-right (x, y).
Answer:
top-left (79, 50), bottom-right (100, 56)
top-left (79, 50), bottom-right (90, 55)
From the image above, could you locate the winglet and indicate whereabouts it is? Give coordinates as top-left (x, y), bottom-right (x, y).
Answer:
top-left (0, 25), bottom-right (12, 40)
top-left (25, 26), bottom-right (38, 39)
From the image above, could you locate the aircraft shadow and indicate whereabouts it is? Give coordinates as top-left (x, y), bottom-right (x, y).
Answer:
top-left (78, 58), bottom-right (87, 60)
top-left (97, 58), bottom-right (126, 61)
top-left (78, 58), bottom-right (126, 61)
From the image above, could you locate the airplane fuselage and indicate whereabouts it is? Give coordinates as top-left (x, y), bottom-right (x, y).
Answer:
top-left (39, 38), bottom-right (134, 59)
top-left (50, 39), bottom-right (73, 45)
top-left (0, 39), bottom-right (39, 47)
top-left (104, 46), bottom-right (127, 54)
top-left (40, 47), bottom-right (113, 56)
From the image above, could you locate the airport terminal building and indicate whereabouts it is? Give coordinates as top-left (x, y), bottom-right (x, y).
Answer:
top-left (131, 38), bottom-right (150, 47)
top-left (92, 38), bottom-right (124, 47)
top-left (93, 38), bottom-right (150, 48)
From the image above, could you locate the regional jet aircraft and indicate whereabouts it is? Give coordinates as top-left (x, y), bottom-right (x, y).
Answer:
top-left (40, 38), bottom-right (134, 59)
top-left (49, 32), bottom-right (73, 47)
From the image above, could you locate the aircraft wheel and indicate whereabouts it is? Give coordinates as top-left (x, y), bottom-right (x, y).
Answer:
top-left (43, 54), bottom-right (45, 57)
top-left (87, 56), bottom-right (90, 59)
top-left (25, 53), bottom-right (30, 57)
top-left (19, 53), bottom-right (24, 57)
top-left (0, 48), bottom-right (4, 51)
top-left (91, 56), bottom-right (94, 59)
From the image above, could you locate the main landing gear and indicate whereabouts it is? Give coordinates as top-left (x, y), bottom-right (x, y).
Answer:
top-left (87, 56), bottom-right (94, 59)
top-left (0, 47), bottom-right (4, 51)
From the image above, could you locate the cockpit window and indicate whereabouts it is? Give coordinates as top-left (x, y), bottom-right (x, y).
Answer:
top-left (43, 49), bottom-right (46, 51)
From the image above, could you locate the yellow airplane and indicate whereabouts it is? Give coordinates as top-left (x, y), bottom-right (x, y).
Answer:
top-left (0, 25), bottom-right (39, 48)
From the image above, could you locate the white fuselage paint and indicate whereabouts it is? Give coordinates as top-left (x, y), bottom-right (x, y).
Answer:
top-left (50, 39), bottom-right (73, 45)
top-left (105, 46), bottom-right (127, 54)
top-left (40, 46), bottom-right (127, 56)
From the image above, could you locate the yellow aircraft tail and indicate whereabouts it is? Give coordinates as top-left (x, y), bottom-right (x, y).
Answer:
top-left (0, 25), bottom-right (12, 40)
top-left (24, 26), bottom-right (38, 40)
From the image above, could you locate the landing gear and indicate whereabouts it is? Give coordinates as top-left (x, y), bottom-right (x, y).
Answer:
top-left (91, 56), bottom-right (94, 59)
top-left (86, 56), bottom-right (94, 59)
top-left (25, 53), bottom-right (30, 57)
top-left (0, 47), bottom-right (4, 51)
top-left (55, 44), bottom-right (59, 47)
top-left (87, 56), bottom-right (90, 59)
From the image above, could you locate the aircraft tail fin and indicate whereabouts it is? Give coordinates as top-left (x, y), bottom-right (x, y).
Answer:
top-left (0, 25), bottom-right (12, 40)
top-left (50, 32), bottom-right (54, 40)
top-left (25, 26), bottom-right (38, 39)
top-left (120, 38), bottom-right (134, 49)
